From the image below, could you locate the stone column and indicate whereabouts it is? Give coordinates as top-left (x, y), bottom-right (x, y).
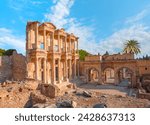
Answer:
top-left (132, 73), bottom-right (136, 88)
top-left (65, 59), bottom-right (68, 81)
top-left (73, 40), bottom-right (75, 54)
top-left (43, 29), bottom-right (46, 50)
top-left (51, 58), bottom-right (55, 84)
top-left (35, 57), bottom-right (39, 80)
top-left (77, 59), bottom-right (80, 77)
top-left (77, 39), bottom-right (79, 54)
top-left (58, 34), bottom-right (61, 52)
top-left (47, 62), bottom-right (49, 84)
top-left (114, 70), bottom-right (119, 85)
top-left (35, 23), bottom-right (39, 49)
top-left (74, 59), bottom-right (76, 78)
top-left (26, 30), bottom-right (29, 50)
top-left (65, 36), bottom-right (67, 52)
top-left (43, 58), bottom-right (47, 83)
top-left (98, 65), bottom-right (103, 84)
top-left (69, 37), bottom-right (71, 53)
top-left (51, 32), bottom-right (54, 53)
top-left (58, 58), bottom-right (61, 83)
top-left (69, 59), bottom-right (72, 80)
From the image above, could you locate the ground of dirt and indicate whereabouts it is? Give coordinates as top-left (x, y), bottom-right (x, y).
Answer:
top-left (0, 82), bottom-right (150, 108)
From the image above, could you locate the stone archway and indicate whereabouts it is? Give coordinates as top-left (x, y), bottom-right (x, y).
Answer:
top-left (87, 68), bottom-right (99, 83)
top-left (103, 68), bottom-right (115, 84)
top-left (117, 67), bottom-right (133, 86)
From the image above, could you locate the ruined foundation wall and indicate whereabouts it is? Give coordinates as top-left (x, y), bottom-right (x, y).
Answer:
top-left (0, 51), bottom-right (26, 83)
top-left (0, 56), bottom-right (12, 83)
top-left (12, 51), bottom-right (26, 81)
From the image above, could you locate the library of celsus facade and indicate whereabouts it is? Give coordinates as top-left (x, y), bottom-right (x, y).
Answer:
top-left (26, 21), bottom-right (79, 84)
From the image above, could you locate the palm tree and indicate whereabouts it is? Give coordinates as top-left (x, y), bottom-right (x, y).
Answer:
top-left (123, 40), bottom-right (141, 55)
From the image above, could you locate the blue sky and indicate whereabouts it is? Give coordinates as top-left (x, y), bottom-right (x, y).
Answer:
top-left (0, 0), bottom-right (150, 56)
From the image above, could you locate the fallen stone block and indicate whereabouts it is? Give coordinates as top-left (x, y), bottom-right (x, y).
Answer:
top-left (24, 78), bottom-right (39, 90)
top-left (57, 100), bottom-right (77, 108)
top-left (83, 91), bottom-right (92, 97)
top-left (45, 104), bottom-right (57, 108)
top-left (6, 80), bottom-right (12, 84)
top-left (32, 103), bottom-right (57, 108)
top-left (93, 103), bottom-right (107, 108)
top-left (40, 84), bottom-right (60, 98)
top-left (30, 92), bottom-right (47, 105)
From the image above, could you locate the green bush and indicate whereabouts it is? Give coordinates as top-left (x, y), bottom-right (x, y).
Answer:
top-left (0, 48), bottom-right (16, 56)
top-left (79, 49), bottom-right (91, 61)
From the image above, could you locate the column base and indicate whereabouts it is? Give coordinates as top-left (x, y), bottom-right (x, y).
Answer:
top-left (58, 80), bottom-right (62, 84)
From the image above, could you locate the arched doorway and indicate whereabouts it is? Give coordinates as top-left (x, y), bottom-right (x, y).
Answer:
top-left (103, 68), bottom-right (115, 84)
top-left (118, 67), bottom-right (133, 86)
top-left (88, 68), bottom-right (99, 83)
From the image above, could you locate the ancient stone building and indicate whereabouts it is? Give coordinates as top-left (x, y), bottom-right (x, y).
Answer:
top-left (80, 53), bottom-right (150, 87)
top-left (26, 21), bottom-right (79, 84)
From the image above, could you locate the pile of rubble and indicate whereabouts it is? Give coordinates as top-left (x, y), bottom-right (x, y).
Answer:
top-left (0, 79), bottom-right (150, 108)
top-left (137, 75), bottom-right (150, 100)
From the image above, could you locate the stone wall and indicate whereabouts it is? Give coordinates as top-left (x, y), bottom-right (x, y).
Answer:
top-left (137, 60), bottom-right (150, 76)
top-left (103, 53), bottom-right (134, 61)
top-left (0, 56), bottom-right (12, 83)
top-left (0, 51), bottom-right (26, 83)
top-left (85, 55), bottom-right (102, 61)
top-left (138, 91), bottom-right (150, 100)
top-left (12, 51), bottom-right (26, 81)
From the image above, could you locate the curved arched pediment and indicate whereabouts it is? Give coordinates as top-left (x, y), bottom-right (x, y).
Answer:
top-left (42, 22), bottom-right (56, 30)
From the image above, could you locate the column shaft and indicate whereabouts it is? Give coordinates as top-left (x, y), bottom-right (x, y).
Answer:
top-left (77, 59), bottom-right (79, 77)
top-left (52, 32), bottom-right (54, 53)
top-left (47, 62), bottom-right (49, 84)
top-left (43, 30), bottom-right (46, 50)
top-left (35, 23), bottom-right (39, 49)
top-left (58, 58), bottom-right (61, 83)
top-left (58, 34), bottom-right (61, 52)
top-left (77, 40), bottom-right (79, 54)
top-left (43, 58), bottom-right (47, 83)
top-left (69, 59), bottom-right (72, 79)
top-left (65, 37), bottom-right (67, 52)
top-left (74, 59), bottom-right (76, 78)
top-left (69, 37), bottom-right (71, 53)
top-left (51, 58), bottom-right (55, 84)
top-left (74, 40), bottom-right (76, 54)
top-left (35, 57), bottom-right (39, 80)
top-left (65, 59), bottom-right (68, 81)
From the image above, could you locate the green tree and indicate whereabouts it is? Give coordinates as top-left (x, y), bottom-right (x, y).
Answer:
top-left (4, 49), bottom-right (16, 56)
top-left (79, 49), bottom-right (90, 61)
top-left (0, 49), bottom-right (5, 56)
top-left (123, 40), bottom-right (141, 55)
top-left (103, 51), bottom-right (109, 56)
top-left (0, 49), bottom-right (16, 56)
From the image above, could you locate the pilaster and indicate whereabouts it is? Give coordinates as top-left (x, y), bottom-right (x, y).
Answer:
top-left (43, 58), bottom-right (47, 83)
top-left (35, 23), bottom-right (39, 49)
top-left (51, 58), bottom-right (55, 84)
top-left (43, 29), bottom-right (46, 50)
top-left (35, 57), bottom-right (39, 80)
top-left (69, 59), bottom-right (72, 80)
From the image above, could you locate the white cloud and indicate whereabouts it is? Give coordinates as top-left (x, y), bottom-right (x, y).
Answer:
top-left (0, 28), bottom-right (25, 54)
top-left (97, 7), bottom-right (150, 56)
top-left (44, 0), bottom-right (75, 28)
top-left (44, 0), bottom-right (150, 57)
top-left (9, 0), bottom-right (46, 10)
top-left (44, 0), bottom-right (98, 54)
top-left (125, 9), bottom-right (148, 24)
top-left (97, 24), bottom-right (150, 57)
